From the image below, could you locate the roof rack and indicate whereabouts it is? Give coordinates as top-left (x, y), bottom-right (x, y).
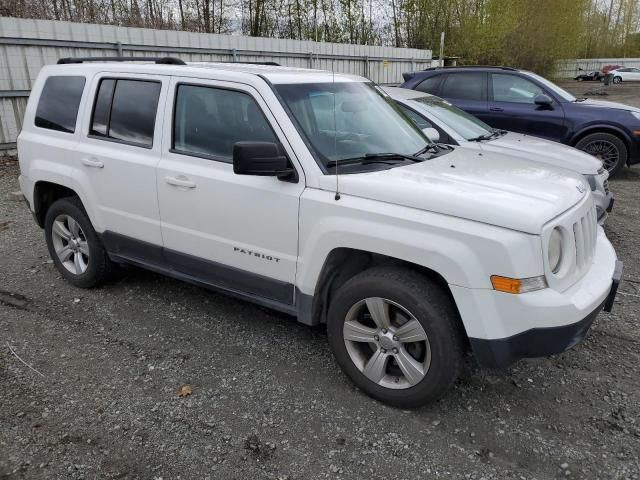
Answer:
top-left (57, 56), bottom-right (186, 65)
top-left (422, 65), bottom-right (517, 71)
top-left (56, 57), bottom-right (281, 67)
top-left (220, 61), bottom-right (280, 66)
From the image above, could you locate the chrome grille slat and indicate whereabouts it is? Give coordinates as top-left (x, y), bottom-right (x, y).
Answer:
top-left (585, 212), bottom-right (593, 264)
top-left (572, 204), bottom-right (597, 270)
top-left (573, 221), bottom-right (584, 268)
top-left (547, 195), bottom-right (598, 291)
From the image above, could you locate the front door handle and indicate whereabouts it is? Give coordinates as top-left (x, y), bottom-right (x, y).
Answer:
top-left (81, 157), bottom-right (104, 168)
top-left (489, 106), bottom-right (504, 112)
top-left (165, 175), bottom-right (196, 188)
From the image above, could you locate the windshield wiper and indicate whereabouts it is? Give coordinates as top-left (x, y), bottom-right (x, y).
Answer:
top-left (414, 143), bottom-right (440, 156)
top-left (468, 129), bottom-right (503, 142)
top-left (326, 152), bottom-right (421, 168)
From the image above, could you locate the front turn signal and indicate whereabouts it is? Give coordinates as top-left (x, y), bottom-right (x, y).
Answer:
top-left (490, 275), bottom-right (547, 294)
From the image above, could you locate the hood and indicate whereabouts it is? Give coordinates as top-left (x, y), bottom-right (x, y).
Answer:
top-left (318, 147), bottom-right (588, 235)
top-left (483, 132), bottom-right (602, 175)
top-left (576, 98), bottom-right (640, 114)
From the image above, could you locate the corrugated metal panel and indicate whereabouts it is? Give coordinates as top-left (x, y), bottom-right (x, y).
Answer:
top-left (0, 16), bottom-right (431, 146)
top-left (555, 57), bottom-right (640, 78)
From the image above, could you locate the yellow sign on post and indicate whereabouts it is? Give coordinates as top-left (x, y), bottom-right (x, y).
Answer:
top-left (382, 60), bottom-right (389, 69)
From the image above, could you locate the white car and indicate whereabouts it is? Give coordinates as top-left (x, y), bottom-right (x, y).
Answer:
top-left (18, 58), bottom-right (621, 407)
top-left (609, 67), bottom-right (640, 83)
top-left (384, 87), bottom-right (614, 223)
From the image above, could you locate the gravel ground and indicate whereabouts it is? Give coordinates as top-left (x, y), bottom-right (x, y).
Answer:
top-left (1, 85), bottom-right (640, 479)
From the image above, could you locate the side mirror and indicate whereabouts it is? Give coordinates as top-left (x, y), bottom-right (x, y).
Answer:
top-left (233, 141), bottom-right (297, 182)
top-left (534, 94), bottom-right (553, 107)
top-left (422, 127), bottom-right (440, 143)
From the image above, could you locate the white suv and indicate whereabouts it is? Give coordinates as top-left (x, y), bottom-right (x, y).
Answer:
top-left (18, 58), bottom-right (622, 407)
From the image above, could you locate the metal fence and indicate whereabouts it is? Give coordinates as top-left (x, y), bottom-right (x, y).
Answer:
top-left (0, 16), bottom-right (432, 150)
top-left (555, 57), bottom-right (640, 79)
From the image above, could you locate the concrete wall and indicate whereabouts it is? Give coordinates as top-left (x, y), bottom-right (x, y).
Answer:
top-left (0, 16), bottom-right (432, 149)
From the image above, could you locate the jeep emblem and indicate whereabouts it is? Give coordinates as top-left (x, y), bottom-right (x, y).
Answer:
top-left (576, 183), bottom-right (586, 194)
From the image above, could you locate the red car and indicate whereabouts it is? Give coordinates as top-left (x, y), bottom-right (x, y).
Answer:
top-left (602, 64), bottom-right (624, 75)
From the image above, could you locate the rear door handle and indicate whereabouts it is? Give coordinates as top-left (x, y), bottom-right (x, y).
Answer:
top-left (165, 175), bottom-right (196, 188)
top-left (81, 157), bottom-right (104, 168)
top-left (489, 106), bottom-right (504, 112)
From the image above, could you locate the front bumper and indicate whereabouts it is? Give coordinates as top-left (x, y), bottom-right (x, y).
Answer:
top-left (596, 193), bottom-right (614, 224)
top-left (451, 228), bottom-right (620, 368)
top-left (470, 259), bottom-right (621, 368)
top-left (590, 170), bottom-right (613, 224)
top-left (469, 299), bottom-right (605, 369)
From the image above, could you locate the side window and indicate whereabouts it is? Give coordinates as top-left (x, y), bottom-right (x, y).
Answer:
top-left (440, 73), bottom-right (485, 101)
top-left (173, 84), bottom-right (278, 162)
top-left (90, 78), bottom-right (161, 147)
top-left (35, 76), bottom-right (86, 133)
top-left (415, 75), bottom-right (442, 94)
top-left (491, 74), bottom-right (544, 104)
top-left (397, 104), bottom-right (433, 130)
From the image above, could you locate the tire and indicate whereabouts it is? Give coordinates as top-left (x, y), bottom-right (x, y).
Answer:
top-left (44, 196), bottom-right (114, 288)
top-left (577, 77), bottom-right (583, 82)
top-left (613, 76), bottom-right (622, 84)
top-left (326, 266), bottom-right (465, 408)
top-left (575, 132), bottom-right (627, 175)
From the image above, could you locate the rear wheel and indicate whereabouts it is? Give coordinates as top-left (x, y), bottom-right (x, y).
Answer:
top-left (575, 132), bottom-right (627, 175)
top-left (326, 266), bottom-right (465, 408)
top-left (45, 197), bottom-right (114, 288)
top-left (613, 76), bottom-right (622, 84)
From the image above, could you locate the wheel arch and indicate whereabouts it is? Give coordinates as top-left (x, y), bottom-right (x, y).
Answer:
top-left (570, 125), bottom-right (631, 165)
top-left (301, 248), bottom-right (466, 339)
top-left (33, 181), bottom-right (79, 228)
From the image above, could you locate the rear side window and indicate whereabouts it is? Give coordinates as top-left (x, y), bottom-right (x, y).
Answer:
top-left (440, 73), bottom-right (485, 101)
top-left (172, 84), bottom-right (277, 162)
top-left (415, 75), bottom-right (442, 94)
top-left (35, 76), bottom-right (86, 133)
top-left (90, 79), bottom-right (161, 147)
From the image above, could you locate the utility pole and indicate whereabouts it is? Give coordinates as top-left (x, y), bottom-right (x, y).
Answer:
top-left (439, 31), bottom-right (445, 68)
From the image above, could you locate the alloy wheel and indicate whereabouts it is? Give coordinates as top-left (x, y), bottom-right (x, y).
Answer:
top-left (342, 297), bottom-right (431, 390)
top-left (583, 140), bottom-right (620, 172)
top-left (51, 214), bottom-right (90, 275)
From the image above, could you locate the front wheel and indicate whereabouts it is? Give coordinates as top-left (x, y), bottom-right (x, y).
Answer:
top-left (575, 132), bottom-right (627, 175)
top-left (326, 266), bottom-right (465, 408)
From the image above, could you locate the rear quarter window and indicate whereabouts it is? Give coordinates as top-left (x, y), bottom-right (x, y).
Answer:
top-left (440, 72), bottom-right (485, 101)
top-left (35, 76), bottom-right (86, 133)
top-left (415, 75), bottom-right (442, 94)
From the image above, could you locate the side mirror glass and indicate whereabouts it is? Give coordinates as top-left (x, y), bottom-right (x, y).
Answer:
top-left (422, 127), bottom-right (440, 143)
top-left (534, 94), bottom-right (553, 107)
top-left (233, 142), bottom-right (297, 182)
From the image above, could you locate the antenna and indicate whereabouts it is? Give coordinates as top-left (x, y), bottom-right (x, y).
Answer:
top-left (333, 65), bottom-right (340, 201)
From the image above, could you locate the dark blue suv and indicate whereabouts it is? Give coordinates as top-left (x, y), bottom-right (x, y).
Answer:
top-left (401, 66), bottom-right (640, 174)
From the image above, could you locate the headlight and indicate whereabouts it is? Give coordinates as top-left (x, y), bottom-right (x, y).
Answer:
top-left (630, 111), bottom-right (640, 121)
top-left (548, 227), bottom-right (563, 273)
top-left (585, 174), bottom-right (596, 191)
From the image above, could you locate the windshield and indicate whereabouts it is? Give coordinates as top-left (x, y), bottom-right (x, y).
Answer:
top-left (274, 82), bottom-right (428, 169)
top-left (525, 71), bottom-right (576, 102)
top-left (411, 96), bottom-right (493, 140)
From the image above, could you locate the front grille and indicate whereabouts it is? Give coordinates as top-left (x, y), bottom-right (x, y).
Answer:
top-left (603, 179), bottom-right (610, 194)
top-left (572, 205), bottom-right (598, 269)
